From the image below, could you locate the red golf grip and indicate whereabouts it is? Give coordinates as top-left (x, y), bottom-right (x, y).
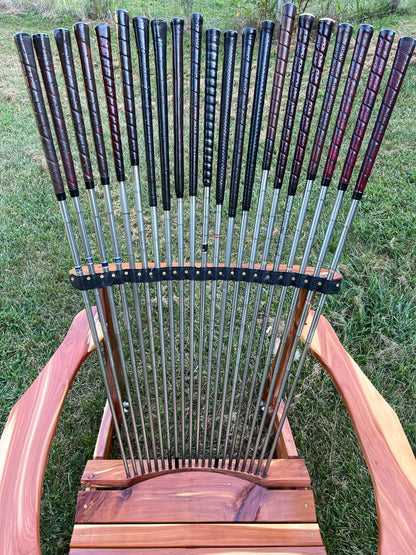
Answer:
top-left (171, 17), bottom-right (184, 200)
top-left (189, 13), bottom-right (203, 197)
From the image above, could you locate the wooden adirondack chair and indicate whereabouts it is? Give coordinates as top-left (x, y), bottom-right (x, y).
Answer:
top-left (1, 5), bottom-right (415, 553)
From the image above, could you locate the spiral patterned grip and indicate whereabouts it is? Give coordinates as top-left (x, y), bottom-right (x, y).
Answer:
top-left (152, 19), bottom-right (171, 211)
top-left (339, 29), bottom-right (395, 190)
top-left (216, 30), bottom-right (237, 206)
top-left (273, 13), bottom-right (314, 190)
top-left (54, 28), bottom-right (94, 185)
top-left (228, 27), bottom-right (256, 218)
top-left (14, 32), bottom-right (65, 198)
top-left (171, 18), bottom-right (184, 199)
top-left (115, 10), bottom-right (139, 167)
top-left (203, 28), bottom-right (220, 190)
top-left (322, 24), bottom-right (374, 185)
top-left (354, 36), bottom-right (415, 198)
top-left (133, 16), bottom-right (157, 207)
top-left (74, 23), bottom-right (109, 184)
top-left (33, 33), bottom-right (79, 195)
top-left (242, 19), bottom-right (275, 211)
top-left (288, 17), bottom-right (334, 195)
top-left (189, 13), bottom-right (203, 197)
top-left (262, 3), bottom-right (296, 171)
top-left (307, 22), bottom-right (353, 181)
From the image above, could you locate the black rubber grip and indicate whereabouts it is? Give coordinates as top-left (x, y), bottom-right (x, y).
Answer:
top-left (339, 29), bottom-right (395, 190)
top-left (287, 17), bottom-right (334, 196)
top-left (242, 19), bottom-right (275, 211)
top-left (14, 32), bottom-right (65, 198)
top-left (274, 13), bottom-right (314, 190)
top-left (33, 33), bottom-right (79, 195)
top-left (189, 13), bottom-right (203, 197)
top-left (95, 24), bottom-right (125, 183)
top-left (151, 19), bottom-right (171, 211)
top-left (171, 17), bottom-right (184, 199)
top-left (73, 22), bottom-right (109, 184)
top-left (354, 36), bottom-right (415, 198)
top-left (322, 24), bottom-right (374, 185)
top-left (228, 26), bottom-right (256, 218)
top-left (216, 30), bottom-right (237, 206)
top-left (54, 28), bottom-right (94, 185)
top-left (262, 2), bottom-right (296, 171)
top-left (307, 22), bottom-right (353, 181)
top-left (203, 28), bottom-right (221, 189)
top-left (115, 9), bottom-right (139, 167)
top-left (133, 16), bottom-right (157, 207)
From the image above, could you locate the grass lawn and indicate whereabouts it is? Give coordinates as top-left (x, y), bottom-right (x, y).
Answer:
top-left (0, 4), bottom-right (415, 554)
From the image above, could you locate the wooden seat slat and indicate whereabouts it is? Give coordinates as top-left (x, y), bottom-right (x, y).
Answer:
top-left (69, 547), bottom-right (327, 554)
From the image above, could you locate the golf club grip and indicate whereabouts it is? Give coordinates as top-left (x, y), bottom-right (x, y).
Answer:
top-left (133, 16), bottom-right (157, 207)
top-left (33, 33), bottom-right (79, 195)
top-left (274, 13), bottom-right (314, 190)
top-left (228, 26), bottom-right (256, 218)
top-left (203, 28), bottom-right (220, 189)
top-left (242, 19), bottom-right (275, 212)
top-left (288, 17), bottom-right (334, 196)
top-left (171, 17), bottom-right (184, 199)
top-left (14, 32), bottom-right (65, 198)
top-left (322, 24), bottom-right (374, 185)
top-left (339, 29), bottom-right (395, 190)
top-left (152, 19), bottom-right (171, 211)
top-left (216, 30), bottom-right (237, 206)
top-left (116, 9), bottom-right (139, 167)
top-left (95, 24), bottom-right (125, 183)
top-left (189, 13), bottom-right (203, 197)
top-left (54, 28), bottom-right (94, 185)
top-left (74, 23), bottom-right (109, 185)
top-left (353, 36), bottom-right (416, 198)
top-left (307, 22), bottom-right (353, 181)
top-left (262, 2), bottom-right (296, 171)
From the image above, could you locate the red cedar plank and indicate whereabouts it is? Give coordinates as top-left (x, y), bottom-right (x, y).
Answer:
top-left (93, 400), bottom-right (114, 460)
top-left (76, 472), bottom-right (316, 524)
top-left (70, 523), bottom-right (323, 548)
top-left (69, 547), bottom-right (327, 554)
top-left (81, 458), bottom-right (310, 489)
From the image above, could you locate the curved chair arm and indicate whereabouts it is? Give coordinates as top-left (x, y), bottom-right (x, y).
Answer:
top-left (302, 311), bottom-right (416, 554)
top-left (0, 309), bottom-right (102, 555)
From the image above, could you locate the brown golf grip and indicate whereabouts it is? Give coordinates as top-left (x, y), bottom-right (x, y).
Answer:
top-left (171, 17), bottom-right (184, 199)
top-left (307, 22), bottom-right (353, 181)
top-left (353, 36), bottom-right (416, 198)
top-left (74, 23), bottom-right (109, 185)
top-left (189, 13), bottom-right (203, 197)
top-left (14, 32), bottom-right (65, 199)
top-left (95, 24), bottom-right (125, 183)
top-left (262, 2), bottom-right (296, 171)
top-left (339, 29), bottom-right (395, 190)
top-left (33, 33), bottom-right (79, 196)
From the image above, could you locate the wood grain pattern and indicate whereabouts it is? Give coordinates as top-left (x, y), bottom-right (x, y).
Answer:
top-left (0, 309), bottom-right (101, 555)
top-left (302, 311), bottom-right (416, 554)
top-left (69, 548), bottom-right (327, 554)
top-left (93, 400), bottom-right (114, 459)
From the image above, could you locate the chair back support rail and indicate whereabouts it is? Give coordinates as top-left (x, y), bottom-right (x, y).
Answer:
top-left (13, 5), bottom-right (415, 482)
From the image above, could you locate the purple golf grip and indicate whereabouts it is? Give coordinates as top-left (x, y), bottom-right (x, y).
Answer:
top-left (262, 2), bottom-right (296, 171)
top-left (152, 19), bottom-right (171, 212)
top-left (115, 10), bottom-right (139, 168)
top-left (274, 13), bottom-right (314, 190)
top-left (95, 24), bottom-right (125, 183)
top-left (33, 33), bottom-right (79, 195)
top-left (133, 16), bottom-right (157, 207)
top-left (322, 24), bottom-right (374, 185)
top-left (189, 13), bottom-right (203, 197)
top-left (73, 23), bottom-right (109, 185)
top-left (307, 22), bottom-right (353, 181)
top-left (288, 17), bottom-right (334, 196)
top-left (339, 29), bottom-right (395, 190)
top-left (171, 17), bottom-right (184, 199)
top-left (354, 36), bottom-right (416, 198)
top-left (216, 30), bottom-right (237, 206)
top-left (54, 28), bottom-right (94, 185)
top-left (203, 28), bottom-right (220, 189)
top-left (242, 19), bottom-right (275, 212)
top-left (14, 32), bottom-right (65, 199)
top-left (228, 26), bottom-right (256, 218)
